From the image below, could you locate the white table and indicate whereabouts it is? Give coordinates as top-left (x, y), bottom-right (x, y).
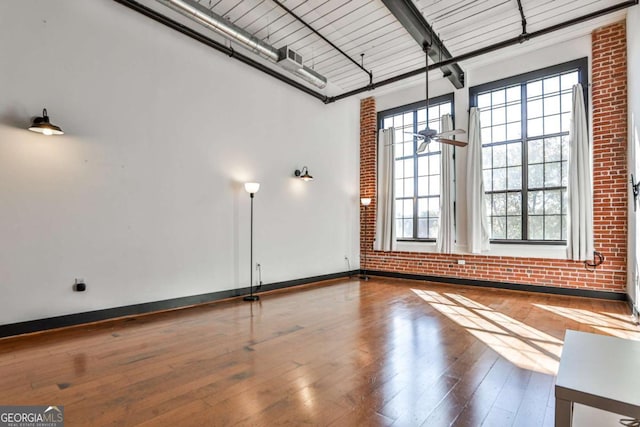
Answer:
top-left (555, 330), bottom-right (640, 427)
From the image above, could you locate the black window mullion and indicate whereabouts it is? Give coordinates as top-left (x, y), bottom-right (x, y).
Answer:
top-left (542, 135), bottom-right (549, 240)
top-left (529, 185), bottom-right (564, 192)
top-left (521, 83), bottom-right (528, 240)
top-left (540, 84), bottom-right (546, 240)
top-left (413, 109), bottom-right (419, 239)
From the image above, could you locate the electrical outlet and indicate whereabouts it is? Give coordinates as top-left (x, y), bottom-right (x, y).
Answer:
top-left (74, 278), bottom-right (87, 292)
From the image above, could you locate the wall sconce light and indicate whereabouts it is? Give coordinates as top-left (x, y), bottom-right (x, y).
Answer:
top-left (294, 166), bottom-right (313, 181)
top-left (28, 108), bottom-right (64, 136)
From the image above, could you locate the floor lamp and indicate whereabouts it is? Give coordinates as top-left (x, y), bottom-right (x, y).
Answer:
top-left (360, 198), bottom-right (371, 280)
top-left (244, 182), bottom-right (260, 301)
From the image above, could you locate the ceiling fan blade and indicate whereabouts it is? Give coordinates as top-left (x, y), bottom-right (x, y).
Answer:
top-left (417, 140), bottom-right (429, 153)
top-left (404, 131), bottom-right (426, 139)
top-left (435, 137), bottom-right (468, 147)
top-left (437, 129), bottom-right (466, 137)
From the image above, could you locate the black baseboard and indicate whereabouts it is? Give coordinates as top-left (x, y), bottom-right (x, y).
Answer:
top-left (259, 270), bottom-right (359, 293)
top-left (0, 270), bottom-right (359, 339)
top-left (364, 270), bottom-right (628, 301)
top-left (3, 269), bottom-right (623, 339)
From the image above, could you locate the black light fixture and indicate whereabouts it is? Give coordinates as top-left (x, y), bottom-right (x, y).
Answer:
top-left (28, 108), bottom-right (64, 136)
top-left (243, 182), bottom-right (260, 302)
top-left (294, 166), bottom-right (313, 181)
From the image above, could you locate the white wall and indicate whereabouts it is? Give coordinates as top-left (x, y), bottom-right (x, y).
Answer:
top-left (0, 1), bottom-right (360, 324)
top-left (627, 5), bottom-right (640, 310)
top-left (373, 35), bottom-right (592, 259)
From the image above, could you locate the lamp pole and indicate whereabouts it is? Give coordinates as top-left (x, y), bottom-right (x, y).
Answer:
top-left (244, 182), bottom-right (260, 301)
top-left (360, 198), bottom-right (371, 280)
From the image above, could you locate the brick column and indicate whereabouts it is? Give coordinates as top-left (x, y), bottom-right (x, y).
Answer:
top-left (592, 22), bottom-right (628, 286)
top-left (360, 97), bottom-right (377, 266)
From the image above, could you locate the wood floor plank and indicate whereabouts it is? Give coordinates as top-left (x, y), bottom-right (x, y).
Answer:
top-left (452, 356), bottom-right (516, 426)
top-left (417, 347), bottom-right (502, 426)
top-left (511, 371), bottom-right (555, 427)
top-left (0, 277), bottom-right (637, 426)
top-left (481, 406), bottom-right (516, 427)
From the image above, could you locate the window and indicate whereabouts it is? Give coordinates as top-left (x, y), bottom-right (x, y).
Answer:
top-left (470, 58), bottom-right (587, 243)
top-left (378, 95), bottom-right (454, 240)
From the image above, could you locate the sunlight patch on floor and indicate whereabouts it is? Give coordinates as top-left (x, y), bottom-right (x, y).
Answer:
top-left (412, 289), bottom-right (561, 375)
top-left (533, 304), bottom-right (640, 340)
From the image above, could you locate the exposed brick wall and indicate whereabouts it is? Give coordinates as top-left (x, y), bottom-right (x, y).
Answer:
top-left (360, 97), bottom-right (377, 255)
top-left (359, 22), bottom-right (628, 294)
top-left (592, 22), bottom-right (628, 283)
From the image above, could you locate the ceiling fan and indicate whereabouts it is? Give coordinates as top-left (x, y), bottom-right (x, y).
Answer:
top-left (408, 43), bottom-right (468, 153)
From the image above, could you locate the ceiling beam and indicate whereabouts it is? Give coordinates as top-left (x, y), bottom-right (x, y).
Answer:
top-left (380, 0), bottom-right (465, 89)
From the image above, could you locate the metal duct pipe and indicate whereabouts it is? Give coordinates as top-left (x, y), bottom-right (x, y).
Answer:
top-left (157, 0), bottom-right (280, 62)
top-left (157, 0), bottom-right (328, 89)
top-left (296, 66), bottom-right (327, 89)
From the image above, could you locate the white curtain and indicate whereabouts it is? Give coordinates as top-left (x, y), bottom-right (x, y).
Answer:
top-left (374, 128), bottom-right (396, 251)
top-left (436, 114), bottom-right (455, 253)
top-left (466, 107), bottom-right (491, 253)
top-left (567, 83), bottom-right (594, 260)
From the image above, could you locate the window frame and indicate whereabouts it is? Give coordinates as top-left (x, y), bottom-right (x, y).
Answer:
top-left (377, 93), bottom-right (455, 242)
top-left (469, 57), bottom-right (588, 245)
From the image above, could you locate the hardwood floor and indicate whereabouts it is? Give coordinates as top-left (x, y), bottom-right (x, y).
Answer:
top-left (0, 277), bottom-right (637, 426)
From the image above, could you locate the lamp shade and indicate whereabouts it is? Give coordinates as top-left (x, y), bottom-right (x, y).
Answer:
top-left (28, 109), bottom-right (64, 136)
top-left (361, 198), bottom-right (372, 206)
top-left (244, 182), bottom-right (260, 194)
